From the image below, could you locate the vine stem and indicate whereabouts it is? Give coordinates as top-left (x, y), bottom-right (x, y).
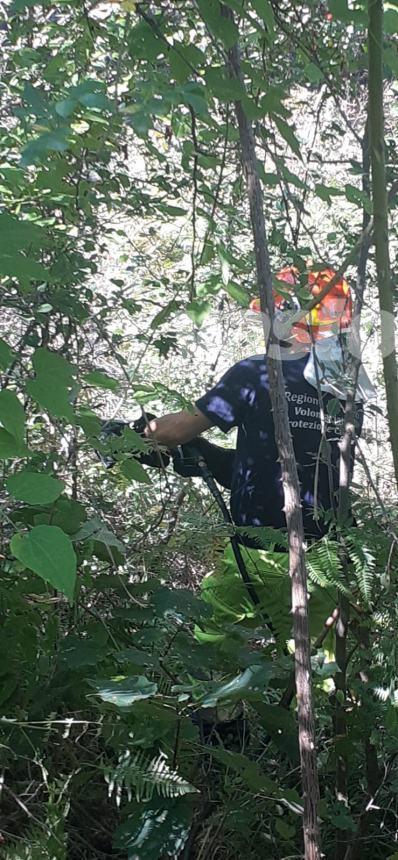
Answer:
top-left (222, 9), bottom-right (321, 858)
top-left (368, 0), bottom-right (398, 490)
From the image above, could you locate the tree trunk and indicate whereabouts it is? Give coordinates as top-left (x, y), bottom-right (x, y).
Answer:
top-left (368, 0), bottom-right (398, 489)
top-left (225, 15), bottom-right (321, 860)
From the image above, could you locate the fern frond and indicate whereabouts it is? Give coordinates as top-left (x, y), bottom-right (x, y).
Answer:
top-left (105, 749), bottom-right (198, 805)
top-left (345, 530), bottom-right (376, 605)
top-left (306, 539), bottom-right (350, 597)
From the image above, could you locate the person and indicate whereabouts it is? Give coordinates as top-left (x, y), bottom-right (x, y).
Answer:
top-left (99, 266), bottom-right (374, 644)
top-left (142, 266), bottom-right (371, 542)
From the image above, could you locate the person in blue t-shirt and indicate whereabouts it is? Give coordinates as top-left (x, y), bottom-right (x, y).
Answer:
top-left (143, 267), bottom-right (370, 540)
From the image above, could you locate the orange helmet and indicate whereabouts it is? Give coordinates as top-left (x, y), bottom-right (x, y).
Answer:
top-left (249, 266), bottom-right (352, 344)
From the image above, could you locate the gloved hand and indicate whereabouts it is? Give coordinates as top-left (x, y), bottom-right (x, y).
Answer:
top-left (97, 414), bottom-right (170, 470)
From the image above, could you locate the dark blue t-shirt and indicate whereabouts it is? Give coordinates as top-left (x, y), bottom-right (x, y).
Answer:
top-left (196, 354), bottom-right (361, 538)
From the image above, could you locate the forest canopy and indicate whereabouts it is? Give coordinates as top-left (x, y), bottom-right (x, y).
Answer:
top-left (0, 0), bottom-right (398, 858)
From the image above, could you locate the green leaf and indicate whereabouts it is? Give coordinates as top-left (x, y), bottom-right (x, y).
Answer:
top-left (344, 183), bottom-right (372, 213)
top-left (26, 348), bottom-right (76, 421)
top-left (51, 497), bottom-right (87, 535)
top-left (274, 116), bottom-right (302, 159)
top-left (211, 747), bottom-right (277, 793)
top-left (0, 390), bottom-right (25, 442)
top-left (74, 516), bottom-right (125, 553)
top-left (205, 66), bottom-right (245, 101)
top-left (150, 299), bottom-right (180, 329)
top-left (384, 46), bottom-right (398, 74)
top-left (223, 281), bottom-right (249, 307)
top-left (21, 128), bottom-right (72, 167)
top-left (0, 213), bottom-right (45, 252)
top-left (186, 299), bottom-right (211, 327)
top-left (55, 98), bottom-right (77, 118)
top-left (0, 338), bottom-right (14, 370)
top-left (384, 7), bottom-right (398, 33)
top-left (0, 429), bottom-right (29, 459)
top-left (84, 370), bottom-right (120, 391)
top-left (197, 0), bottom-right (239, 47)
top-left (250, 0), bottom-right (275, 31)
top-left (304, 62), bottom-right (324, 84)
top-left (253, 702), bottom-right (299, 764)
top-left (10, 525), bottom-right (77, 602)
top-left (202, 664), bottom-right (274, 707)
top-left (275, 819), bottom-right (295, 840)
top-left (0, 253), bottom-right (50, 282)
top-left (153, 586), bottom-right (211, 621)
top-left (113, 797), bottom-right (193, 859)
top-left (315, 183), bottom-right (344, 204)
top-left (26, 375), bottom-right (75, 421)
top-left (32, 347), bottom-right (76, 380)
top-left (88, 675), bottom-right (158, 707)
top-left (326, 398), bottom-right (343, 417)
top-left (6, 471), bottom-right (65, 505)
top-left (78, 92), bottom-right (113, 111)
top-left (328, 0), bottom-right (350, 19)
top-left (121, 458), bottom-right (152, 485)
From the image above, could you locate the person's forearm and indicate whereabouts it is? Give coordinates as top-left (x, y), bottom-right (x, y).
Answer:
top-left (144, 410), bottom-right (212, 449)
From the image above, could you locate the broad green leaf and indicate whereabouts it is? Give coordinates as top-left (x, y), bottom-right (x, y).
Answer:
top-left (315, 183), bottom-right (344, 204)
top-left (385, 46), bottom-right (398, 74)
top-left (329, 0), bottom-right (366, 22)
top-left (0, 338), bottom-right (14, 370)
top-left (0, 213), bottom-right (45, 252)
top-left (344, 183), bottom-right (372, 213)
top-left (88, 675), bottom-right (157, 707)
top-left (32, 347), bottom-right (76, 380)
top-left (0, 429), bottom-right (29, 459)
top-left (178, 82), bottom-right (208, 115)
top-left (26, 375), bottom-right (75, 421)
top-left (11, 525), bottom-right (77, 602)
top-left (121, 458), bottom-right (152, 485)
top-left (210, 747), bottom-right (278, 793)
top-left (0, 390), bottom-right (25, 442)
top-left (55, 98), bottom-right (77, 118)
top-left (78, 92), bottom-right (113, 111)
top-left (205, 66), bottom-right (245, 102)
top-left (153, 586), bottom-right (211, 621)
top-left (6, 471), bottom-right (65, 505)
top-left (275, 819), bottom-right (296, 840)
top-left (202, 664), bottom-right (274, 706)
top-left (197, 0), bottom-right (239, 47)
top-left (157, 204), bottom-right (187, 217)
top-left (253, 702), bottom-right (299, 764)
top-left (21, 128), bottom-right (72, 167)
top-left (59, 634), bottom-right (108, 668)
top-left (186, 299), bottom-right (211, 327)
top-left (51, 497), bottom-right (87, 534)
top-left (328, 0), bottom-right (351, 19)
top-left (128, 20), bottom-right (162, 62)
top-left (74, 516), bottom-right (125, 552)
top-left (250, 0), bottom-right (275, 32)
top-left (84, 370), bottom-right (120, 391)
top-left (113, 797), bottom-right (193, 859)
top-left (223, 281), bottom-right (249, 307)
top-left (304, 62), bottom-right (324, 84)
top-left (0, 253), bottom-right (50, 282)
top-left (26, 348), bottom-right (76, 421)
top-left (278, 162), bottom-right (306, 190)
top-left (150, 299), bottom-right (180, 330)
top-left (274, 116), bottom-right (302, 159)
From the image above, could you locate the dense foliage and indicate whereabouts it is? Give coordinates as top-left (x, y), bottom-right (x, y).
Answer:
top-left (1, 0), bottom-right (398, 857)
